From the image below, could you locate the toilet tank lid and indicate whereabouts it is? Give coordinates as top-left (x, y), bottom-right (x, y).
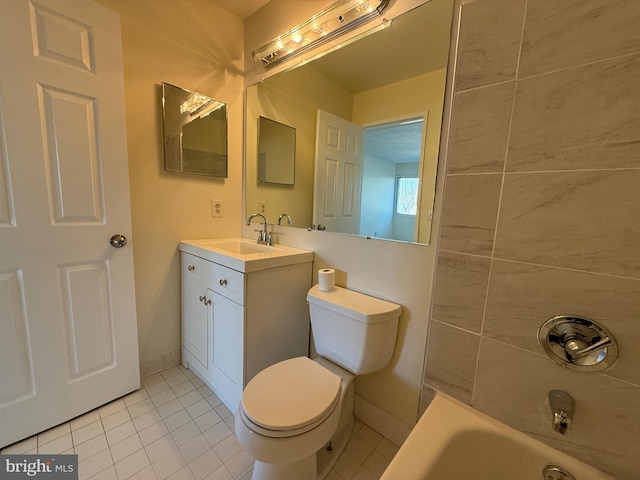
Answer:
top-left (307, 284), bottom-right (401, 324)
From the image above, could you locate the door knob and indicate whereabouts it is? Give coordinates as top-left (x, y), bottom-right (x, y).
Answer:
top-left (109, 234), bottom-right (127, 248)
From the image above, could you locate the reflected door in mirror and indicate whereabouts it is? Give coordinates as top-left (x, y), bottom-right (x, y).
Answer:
top-left (314, 110), bottom-right (363, 234)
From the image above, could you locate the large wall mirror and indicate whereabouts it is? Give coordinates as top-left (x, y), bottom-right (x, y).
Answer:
top-left (245, 0), bottom-right (454, 244)
top-left (162, 82), bottom-right (228, 177)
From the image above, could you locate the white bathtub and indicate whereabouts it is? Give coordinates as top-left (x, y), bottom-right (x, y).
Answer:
top-left (381, 394), bottom-right (614, 480)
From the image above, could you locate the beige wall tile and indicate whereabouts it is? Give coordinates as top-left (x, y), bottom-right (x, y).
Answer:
top-left (432, 251), bottom-right (491, 333)
top-left (455, 0), bottom-right (525, 91)
top-left (426, 1), bottom-right (640, 477)
top-left (508, 54), bottom-right (640, 172)
top-left (484, 260), bottom-right (640, 385)
top-left (424, 320), bottom-right (480, 404)
top-left (520, 0), bottom-right (640, 78)
top-left (447, 82), bottom-right (514, 174)
top-left (494, 171), bottom-right (640, 278)
top-left (440, 174), bottom-right (502, 256)
top-left (474, 338), bottom-right (640, 480)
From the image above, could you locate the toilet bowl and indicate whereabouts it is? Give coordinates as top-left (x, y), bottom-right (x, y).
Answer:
top-left (235, 357), bottom-right (354, 480)
top-left (235, 285), bottom-right (401, 480)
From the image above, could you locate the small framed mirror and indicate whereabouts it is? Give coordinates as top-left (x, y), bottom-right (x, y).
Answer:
top-left (257, 116), bottom-right (295, 185)
top-left (161, 82), bottom-right (228, 177)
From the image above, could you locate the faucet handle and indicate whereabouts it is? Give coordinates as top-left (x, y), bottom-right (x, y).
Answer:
top-left (256, 230), bottom-right (264, 242)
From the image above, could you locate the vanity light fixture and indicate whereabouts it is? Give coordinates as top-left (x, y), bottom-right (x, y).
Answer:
top-left (180, 95), bottom-right (225, 119)
top-left (179, 93), bottom-right (210, 115)
top-left (190, 100), bottom-right (225, 119)
top-left (252, 0), bottom-right (389, 69)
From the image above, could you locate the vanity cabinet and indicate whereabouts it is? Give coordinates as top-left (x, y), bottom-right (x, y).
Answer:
top-left (180, 250), bottom-right (312, 412)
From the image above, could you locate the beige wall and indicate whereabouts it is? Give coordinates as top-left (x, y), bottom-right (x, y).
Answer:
top-left (246, 66), bottom-right (353, 227)
top-left (423, 0), bottom-right (640, 478)
top-left (96, 0), bottom-right (244, 374)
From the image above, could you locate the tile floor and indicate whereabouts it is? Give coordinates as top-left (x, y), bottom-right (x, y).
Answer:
top-left (1, 366), bottom-right (400, 480)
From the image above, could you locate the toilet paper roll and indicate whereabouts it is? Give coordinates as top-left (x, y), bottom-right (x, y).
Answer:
top-left (318, 268), bottom-right (335, 292)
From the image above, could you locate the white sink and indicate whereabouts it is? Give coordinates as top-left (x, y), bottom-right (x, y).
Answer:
top-left (179, 238), bottom-right (313, 273)
top-left (212, 240), bottom-right (278, 255)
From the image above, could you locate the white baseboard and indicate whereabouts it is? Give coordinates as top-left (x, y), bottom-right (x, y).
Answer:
top-left (354, 394), bottom-right (412, 447)
top-left (139, 350), bottom-right (181, 378)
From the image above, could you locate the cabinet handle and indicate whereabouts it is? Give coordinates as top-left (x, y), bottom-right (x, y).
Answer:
top-left (219, 279), bottom-right (227, 286)
top-left (198, 295), bottom-right (212, 306)
top-left (188, 265), bottom-right (195, 271)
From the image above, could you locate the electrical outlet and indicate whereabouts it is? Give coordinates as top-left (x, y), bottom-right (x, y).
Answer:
top-left (211, 199), bottom-right (223, 218)
top-left (258, 201), bottom-right (267, 214)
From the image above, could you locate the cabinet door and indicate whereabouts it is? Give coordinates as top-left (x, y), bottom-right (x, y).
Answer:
top-left (182, 274), bottom-right (208, 369)
top-left (210, 290), bottom-right (244, 400)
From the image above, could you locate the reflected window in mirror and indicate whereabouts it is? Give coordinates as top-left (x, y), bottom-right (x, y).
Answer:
top-left (162, 82), bottom-right (228, 177)
top-left (360, 116), bottom-right (425, 242)
top-left (244, 0), bottom-right (454, 244)
top-left (396, 176), bottom-right (419, 216)
top-left (258, 116), bottom-right (295, 185)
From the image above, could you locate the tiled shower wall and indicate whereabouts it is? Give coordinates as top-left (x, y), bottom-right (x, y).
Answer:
top-left (421, 0), bottom-right (640, 478)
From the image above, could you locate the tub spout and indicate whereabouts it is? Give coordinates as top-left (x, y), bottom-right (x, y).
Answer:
top-left (553, 411), bottom-right (570, 435)
top-left (548, 389), bottom-right (574, 435)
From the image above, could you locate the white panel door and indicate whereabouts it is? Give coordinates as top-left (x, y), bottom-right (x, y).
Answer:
top-left (0, 0), bottom-right (139, 447)
top-left (313, 110), bottom-right (364, 234)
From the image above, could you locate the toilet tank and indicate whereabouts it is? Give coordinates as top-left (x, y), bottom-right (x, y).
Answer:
top-left (307, 284), bottom-right (401, 375)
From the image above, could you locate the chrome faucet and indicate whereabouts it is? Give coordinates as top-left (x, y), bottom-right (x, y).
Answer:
top-left (246, 213), bottom-right (272, 245)
top-left (277, 213), bottom-right (293, 225)
top-left (548, 389), bottom-right (574, 435)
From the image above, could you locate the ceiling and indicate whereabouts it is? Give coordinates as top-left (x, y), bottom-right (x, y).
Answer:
top-left (364, 120), bottom-right (425, 164)
top-left (308, 0), bottom-right (453, 93)
top-left (212, 0), bottom-right (269, 19)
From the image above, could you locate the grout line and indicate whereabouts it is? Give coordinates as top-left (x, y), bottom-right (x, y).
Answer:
top-left (438, 249), bottom-right (492, 260)
top-left (454, 78), bottom-right (516, 94)
top-left (478, 336), bottom-right (640, 389)
top-left (446, 166), bottom-right (640, 177)
top-left (471, 0), bottom-right (530, 406)
top-left (430, 317), bottom-right (481, 337)
top-left (503, 167), bottom-right (640, 175)
top-left (438, 249), bottom-right (640, 282)
top-left (454, 47), bottom-right (640, 94)
top-left (516, 50), bottom-right (640, 82)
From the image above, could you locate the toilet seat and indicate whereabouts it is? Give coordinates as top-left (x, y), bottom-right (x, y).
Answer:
top-left (241, 357), bottom-right (341, 438)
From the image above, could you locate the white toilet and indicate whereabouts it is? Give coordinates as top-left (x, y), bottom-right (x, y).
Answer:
top-left (235, 284), bottom-right (401, 480)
